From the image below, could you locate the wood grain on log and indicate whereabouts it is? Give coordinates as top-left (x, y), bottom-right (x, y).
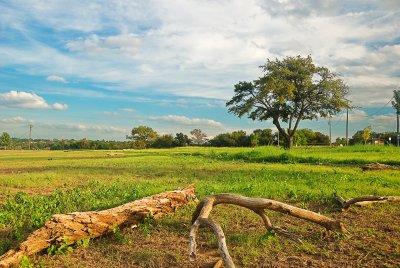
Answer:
top-left (0, 185), bottom-right (196, 268)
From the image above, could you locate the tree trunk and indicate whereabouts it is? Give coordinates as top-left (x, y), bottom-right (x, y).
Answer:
top-left (0, 185), bottom-right (196, 268)
top-left (283, 135), bottom-right (293, 149)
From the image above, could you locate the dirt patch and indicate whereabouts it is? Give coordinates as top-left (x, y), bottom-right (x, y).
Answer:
top-left (0, 167), bottom-right (50, 174)
top-left (30, 202), bottom-right (400, 267)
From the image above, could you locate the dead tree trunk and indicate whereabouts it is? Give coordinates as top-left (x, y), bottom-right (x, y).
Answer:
top-left (362, 163), bottom-right (400, 171)
top-left (0, 185), bottom-right (196, 268)
top-left (190, 194), bottom-right (346, 268)
top-left (337, 195), bottom-right (400, 211)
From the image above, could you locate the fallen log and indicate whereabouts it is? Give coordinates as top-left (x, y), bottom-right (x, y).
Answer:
top-left (190, 194), bottom-right (346, 268)
top-left (337, 195), bottom-right (400, 211)
top-left (362, 163), bottom-right (400, 171)
top-left (0, 185), bottom-right (196, 268)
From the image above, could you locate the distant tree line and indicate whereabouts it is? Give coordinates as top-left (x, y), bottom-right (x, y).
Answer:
top-left (0, 126), bottom-right (397, 150)
top-left (6, 138), bottom-right (133, 150)
top-left (346, 130), bottom-right (399, 146)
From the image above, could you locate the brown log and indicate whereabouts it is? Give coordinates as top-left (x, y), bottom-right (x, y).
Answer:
top-left (362, 163), bottom-right (400, 171)
top-left (190, 194), bottom-right (346, 268)
top-left (0, 185), bottom-right (196, 268)
top-left (337, 195), bottom-right (400, 211)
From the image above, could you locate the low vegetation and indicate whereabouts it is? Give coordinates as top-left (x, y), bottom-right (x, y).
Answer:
top-left (0, 146), bottom-right (399, 267)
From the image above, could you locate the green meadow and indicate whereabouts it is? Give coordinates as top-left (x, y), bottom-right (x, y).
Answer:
top-left (0, 146), bottom-right (399, 266)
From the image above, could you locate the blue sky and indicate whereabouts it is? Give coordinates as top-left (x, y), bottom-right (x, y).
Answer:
top-left (0, 0), bottom-right (399, 141)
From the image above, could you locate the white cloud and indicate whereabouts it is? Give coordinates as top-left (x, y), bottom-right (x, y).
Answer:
top-left (46, 75), bottom-right (67, 83)
top-left (0, 116), bottom-right (30, 124)
top-left (121, 108), bottom-right (136, 113)
top-left (348, 110), bottom-right (368, 122)
top-left (0, 90), bottom-right (68, 110)
top-left (102, 111), bottom-right (119, 116)
top-left (66, 34), bottom-right (141, 57)
top-left (45, 122), bottom-right (128, 134)
top-left (52, 102), bottom-right (68, 110)
top-left (149, 115), bottom-right (224, 128)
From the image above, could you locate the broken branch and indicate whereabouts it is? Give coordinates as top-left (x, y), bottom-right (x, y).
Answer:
top-left (190, 193), bottom-right (346, 267)
top-left (337, 195), bottom-right (400, 211)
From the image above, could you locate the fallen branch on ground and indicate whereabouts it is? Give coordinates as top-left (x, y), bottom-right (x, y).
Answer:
top-left (337, 195), bottom-right (400, 211)
top-left (0, 185), bottom-right (197, 268)
top-left (190, 194), bottom-right (346, 268)
top-left (362, 163), bottom-right (400, 171)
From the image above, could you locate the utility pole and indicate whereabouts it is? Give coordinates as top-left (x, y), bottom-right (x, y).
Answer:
top-left (392, 90), bottom-right (400, 147)
top-left (346, 104), bottom-right (349, 146)
top-left (328, 114), bottom-right (332, 147)
top-left (29, 124), bottom-right (32, 150)
top-left (397, 112), bottom-right (399, 147)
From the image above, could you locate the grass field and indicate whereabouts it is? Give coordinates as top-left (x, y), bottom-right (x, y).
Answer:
top-left (0, 146), bottom-right (399, 267)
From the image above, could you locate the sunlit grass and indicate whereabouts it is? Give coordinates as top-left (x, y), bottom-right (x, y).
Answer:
top-left (0, 146), bottom-right (399, 255)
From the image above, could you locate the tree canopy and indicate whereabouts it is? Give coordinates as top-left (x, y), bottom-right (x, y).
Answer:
top-left (226, 55), bottom-right (349, 148)
top-left (0, 132), bottom-right (12, 150)
top-left (190, 129), bottom-right (207, 145)
top-left (126, 126), bottom-right (158, 149)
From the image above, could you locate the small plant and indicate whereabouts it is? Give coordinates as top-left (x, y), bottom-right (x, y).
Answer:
top-left (259, 230), bottom-right (278, 246)
top-left (76, 237), bottom-right (90, 248)
top-left (20, 256), bottom-right (34, 268)
top-left (139, 213), bottom-right (154, 238)
top-left (112, 227), bottom-right (128, 244)
top-left (47, 238), bottom-right (73, 255)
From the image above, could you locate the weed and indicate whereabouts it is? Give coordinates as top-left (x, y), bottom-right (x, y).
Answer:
top-left (138, 213), bottom-right (154, 238)
top-left (112, 227), bottom-right (129, 244)
top-left (76, 237), bottom-right (90, 248)
top-left (20, 256), bottom-right (34, 268)
top-left (47, 238), bottom-right (73, 255)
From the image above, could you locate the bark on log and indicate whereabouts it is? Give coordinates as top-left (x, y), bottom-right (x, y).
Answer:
top-left (0, 185), bottom-right (196, 268)
top-left (337, 195), bottom-right (400, 211)
top-left (190, 194), bottom-right (346, 268)
top-left (362, 163), bottom-right (400, 171)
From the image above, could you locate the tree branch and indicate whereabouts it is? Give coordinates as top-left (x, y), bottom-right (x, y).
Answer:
top-left (190, 193), bottom-right (346, 267)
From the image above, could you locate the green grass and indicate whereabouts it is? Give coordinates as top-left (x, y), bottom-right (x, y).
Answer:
top-left (0, 146), bottom-right (399, 258)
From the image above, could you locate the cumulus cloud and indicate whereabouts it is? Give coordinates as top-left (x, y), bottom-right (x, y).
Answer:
top-left (46, 75), bottom-right (67, 83)
top-left (149, 115), bottom-right (224, 128)
top-left (0, 91), bottom-right (68, 110)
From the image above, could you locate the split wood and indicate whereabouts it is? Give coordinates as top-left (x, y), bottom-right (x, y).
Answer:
top-left (337, 195), bottom-right (400, 211)
top-left (0, 185), bottom-right (197, 268)
top-left (189, 194), bottom-right (347, 268)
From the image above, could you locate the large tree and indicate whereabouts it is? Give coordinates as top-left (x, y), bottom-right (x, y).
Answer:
top-left (190, 129), bottom-right (207, 145)
top-left (126, 126), bottom-right (158, 149)
top-left (227, 55), bottom-right (349, 149)
top-left (0, 132), bottom-right (12, 150)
